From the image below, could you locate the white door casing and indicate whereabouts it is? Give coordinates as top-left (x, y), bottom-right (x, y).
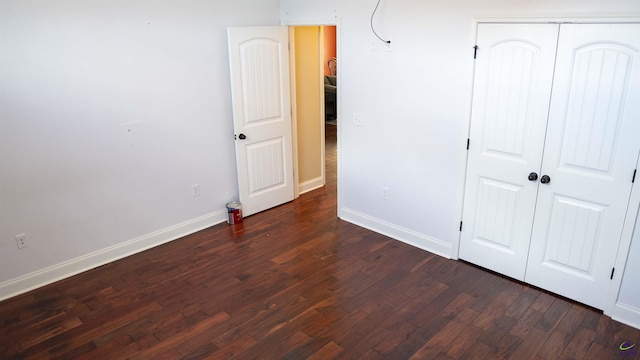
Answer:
top-left (227, 27), bottom-right (294, 217)
top-left (460, 24), bottom-right (560, 280)
top-left (525, 24), bottom-right (640, 310)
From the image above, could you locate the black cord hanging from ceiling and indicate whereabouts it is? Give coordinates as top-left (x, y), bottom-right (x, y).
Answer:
top-left (371, 0), bottom-right (391, 44)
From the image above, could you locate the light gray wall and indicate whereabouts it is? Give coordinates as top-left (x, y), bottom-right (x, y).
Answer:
top-left (0, 0), bottom-right (280, 285)
top-left (281, 0), bottom-right (640, 320)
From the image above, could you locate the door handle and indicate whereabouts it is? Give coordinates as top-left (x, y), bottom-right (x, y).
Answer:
top-left (528, 172), bottom-right (538, 181)
top-left (540, 175), bottom-right (551, 184)
top-left (238, 133), bottom-right (247, 140)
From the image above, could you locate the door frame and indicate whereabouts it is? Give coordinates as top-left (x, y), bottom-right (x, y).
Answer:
top-left (289, 26), bottom-right (326, 198)
top-left (459, 16), bottom-right (640, 317)
top-left (283, 18), bottom-right (342, 212)
top-left (611, 153), bottom-right (640, 318)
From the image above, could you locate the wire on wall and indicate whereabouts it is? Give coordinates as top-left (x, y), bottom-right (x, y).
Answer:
top-left (370, 0), bottom-right (391, 44)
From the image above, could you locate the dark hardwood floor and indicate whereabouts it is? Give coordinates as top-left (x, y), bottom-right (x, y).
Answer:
top-left (2, 123), bottom-right (639, 359)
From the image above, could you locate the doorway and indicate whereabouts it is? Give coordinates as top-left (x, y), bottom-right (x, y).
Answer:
top-left (227, 24), bottom-right (338, 217)
top-left (291, 25), bottom-right (338, 197)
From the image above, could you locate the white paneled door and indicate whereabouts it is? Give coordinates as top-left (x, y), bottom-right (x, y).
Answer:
top-left (461, 23), bottom-right (640, 310)
top-left (525, 24), bottom-right (640, 310)
top-left (460, 24), bottom-right (560, 280)
top-left (227, 27), bottom-right (294, 216)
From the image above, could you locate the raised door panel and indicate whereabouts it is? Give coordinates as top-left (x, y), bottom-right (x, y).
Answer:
top-left (460, 24), bottom-right (559, 280)
top-left (240, 39), bottom-right (283, 124)
top-left (246, 138), bottom-right (286, 195)
top-left (526, 24), bottom-right (640, 310)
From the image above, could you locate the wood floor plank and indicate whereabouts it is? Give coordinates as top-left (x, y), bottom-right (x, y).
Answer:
top-left (558, 326), bottom-right (597, 360)
top-left (204, 334), bottom-right (256, 360)
top-left (231, 306), bottom-right (321, 359)
top-left (360, 349), bottom-right (387, 360)
top-left (485, 333), bottom-right (522, 359)
top-left (372, 321), bottom-right (418, 356)
top-left (1, 123), bottom-right (638, 359)
top-left (129, 310), bottom-right (232, 359)
top-left (27, 301), bottom-right (163, 358)
top-left (336, 325), bottom-right (390, 359)
top-left (505, 289), bottom-right (540, 319)
top-left (458, 341), bottom-right (492, 360)
top-left (509, 307), bottom-right (545, 339)
top-left (584, 341), bottom-right (618, 360)
top-left (307, 341), bottom-right (343, 360)
top-left (535, 298), bottom-right (572, 333)
top-left (508, 327), bottom-right (550, 359)
top-left (445, 324), bottom-right (486, 359)
top-left (175, 312), bottom-right (230, 358)
top-left (537, 305), bottom-right (588, 359)
top-left (408, 317), bottom-right (470, 359)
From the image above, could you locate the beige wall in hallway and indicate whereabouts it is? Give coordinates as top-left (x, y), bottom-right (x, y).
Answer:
top-left (294, 26), bottom-right (323, 187)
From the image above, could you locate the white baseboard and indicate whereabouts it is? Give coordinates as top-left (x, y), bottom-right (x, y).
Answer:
top-left (299, 176), bottom-right (324, 195)
top-left (340, 207), bottom-right (453, 259)
top-left (612, 302), bottom-right (640, 330)
top-left (0, 210), bottom-right (227, 302)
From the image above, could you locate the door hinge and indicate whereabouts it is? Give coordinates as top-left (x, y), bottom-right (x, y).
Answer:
top-left (459, 221), bottom-right (463, 232)
top-left (473, 45), bottom-right (479, 59)
top-left (633, 169), bottom-right (637, 183)
top-left (466, 138), bottom-right (470, 150)
top-left (610, 267), bottom-right (615, 280)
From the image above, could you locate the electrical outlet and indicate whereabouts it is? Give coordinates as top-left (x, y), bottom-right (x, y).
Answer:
top-left (15, 233), bottom-right (28, 249)
top-left (384, 41), bottom-right (393, 52)
top-left (192, 184), bottom-right (200, 197)
top-left (354, 112), bottom-right (364, 127)
top-left (381, 187), bottom-right (390, 200)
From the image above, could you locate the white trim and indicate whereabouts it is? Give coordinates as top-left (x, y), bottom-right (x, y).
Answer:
top-left (473, 14), bottom-right (640, 24)
top-left (605, 152), bottom-right (640, 316)
top-left (335, 20), bottom-right (342, 217)
top-left (612, 302), bottom-right (640, 330)
top-left (318, 26), bottom-right (326, 192)
top-left (340, 207), bottom-right (453, 259)
top-left (282, 19), bottom-right (340, 27)
top-left (299, 176), bottom-right (325, 195)
top-left (289, 27), bottom-right (300, 200)
top-left (0, 210), bottom-right (227, 301)
top-left (453, 17), bottom-right (481, 261)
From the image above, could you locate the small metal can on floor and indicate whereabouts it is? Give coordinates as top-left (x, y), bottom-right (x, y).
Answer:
top-left (226, 202), bottom-right (243, 224)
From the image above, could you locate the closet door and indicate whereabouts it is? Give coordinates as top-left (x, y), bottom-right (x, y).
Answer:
top-left (459, 24), bottom-right (559, 280)
top-left (525, 24), bottom-right (640, 310)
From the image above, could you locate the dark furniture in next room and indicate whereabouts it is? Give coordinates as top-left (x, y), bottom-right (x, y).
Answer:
top-left (324, 75), bottom-right (336, 121)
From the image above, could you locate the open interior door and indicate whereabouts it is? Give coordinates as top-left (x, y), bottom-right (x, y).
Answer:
top-left (227, 26), bottom-right (294, 217)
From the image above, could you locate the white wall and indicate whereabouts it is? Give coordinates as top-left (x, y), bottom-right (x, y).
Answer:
top-left (281, 0), bottom-right (640, 324)
top-left (0, 0), bottom-right (280, 296)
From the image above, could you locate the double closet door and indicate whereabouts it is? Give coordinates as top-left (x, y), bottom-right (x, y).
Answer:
top-left (460, 23), bottom-right (640, 310)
